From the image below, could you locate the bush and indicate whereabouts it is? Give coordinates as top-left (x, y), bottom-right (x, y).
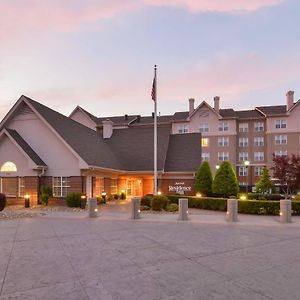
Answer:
top-left (166, 203), bottom-right (178, 212)
top-left (151, 195), bottom-right (169, 211)
top-left (141, 196), bottom-right (151, 207)
top-left (238, 193), bottom-right (282, 200)
top-left (66, 192), bottom-right (81, 207)
top-left (294, 194), bottom-right (300, 201)
top-left (113, 193), bottom-right (119, 200)
top-left (0, 193), bottom-right (7, 211)
top-left (120, 192), bottom-right (126, 200)
top-left (212, 161), bottom-right (239, 197)
top-left (195, 161), bottom-right (213, 196)
top-left (40, 185), bottom-right (53, 206)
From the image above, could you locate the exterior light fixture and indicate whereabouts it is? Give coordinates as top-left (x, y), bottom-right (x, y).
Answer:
top-left (101, 192), bottom-right (107, 204)
top-left (121, 190), bottom-right (125, 193)
top-left (157, 191), bottom-right (162, 195)
top-left (80, 195), bottom-right (87, 209)
top-left (196, 193), bottom-right (202, 198)
top-left (24, 194), bottom-right (30, 208)
top-left (94, 208), bottom-right (98, 212)
top-left (279, 212), bottom-right (283, 216)
top-left (244, 160), bottom-right (250, 167)
top-left (216, 165), bottom-right (220, 170)
top-left (240, 195), bottom-right (247, 200)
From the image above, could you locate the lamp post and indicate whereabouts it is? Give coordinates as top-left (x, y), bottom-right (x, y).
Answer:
top-left (216, 165), bottom-right (220, 170)
top-left (24, 194), bottom-right (30, 208)
top-left (244, 160), bottom-right (250, 193)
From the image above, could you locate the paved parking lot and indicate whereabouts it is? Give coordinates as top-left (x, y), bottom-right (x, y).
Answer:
top-left (1, 207), bottom-right (300, 299)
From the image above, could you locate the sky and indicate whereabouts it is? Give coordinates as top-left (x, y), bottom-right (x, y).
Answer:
top-left (0, 0), bottom-right (300, 119)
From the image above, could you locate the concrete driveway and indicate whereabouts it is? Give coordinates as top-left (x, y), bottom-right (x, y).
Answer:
top-left (1, 207), bottom-right (300, 299)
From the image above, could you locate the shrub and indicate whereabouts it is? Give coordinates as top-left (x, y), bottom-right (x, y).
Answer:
top-left (66, 192), bottom-right (81, 207)
top-left (113, 193), bottom-right (119, 200)
top-left (238, 200), bottom-right (280, 215)
top-left (0, 193), bottom-right (6, 211)
top-left (120, 192), bottom-right (126, 200)
top-left (255, 167), bottom-right (274, 194)
top-left (212, 161), bottom-right (239, 197)
top-left (151, 195), bottom-right (169, 211)
top-left (264, 194), bottom-right (282, 200)
top-left (141, 196), bottom-right (151, 207)
top-left (195, 161), bottom-right (213, 196)
top-left (166, 203), bottom-right (178, 212)
top-left (40, 185), bottom-right (53, 206)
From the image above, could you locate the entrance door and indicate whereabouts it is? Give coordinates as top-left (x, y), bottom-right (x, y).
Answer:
top-left (126, 179), bottom-right (142, 197)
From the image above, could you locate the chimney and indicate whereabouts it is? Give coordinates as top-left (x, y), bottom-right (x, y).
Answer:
top-left (125, 114), bottom-right (128, 120)
top-left (214, 96), bottom-right (220, 113)
top-left (286, 90), bottom-right (294, 111)
top-left (102, 119), bottom-right (113, 139)
top-left (152, 112), bottom-right (154, 118)
top-left (189, 98), bottom-right (195, 115)
top-left (137, 115), bottom-right (141, 122)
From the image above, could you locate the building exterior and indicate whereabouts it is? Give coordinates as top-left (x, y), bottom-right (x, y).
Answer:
top-left (0, 96), bottom-right (201, 205)
top-left (70, 90), bottom-right (300, 191)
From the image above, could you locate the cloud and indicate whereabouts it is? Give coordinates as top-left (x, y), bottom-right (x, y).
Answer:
top-left (144, 0), bottom-right (284, 12)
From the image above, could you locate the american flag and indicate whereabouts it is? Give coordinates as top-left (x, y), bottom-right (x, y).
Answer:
top-left (151, 65), bottom-right (156, 101)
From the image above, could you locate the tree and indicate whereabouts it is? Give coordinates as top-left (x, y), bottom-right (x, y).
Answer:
top-left (255, 167), bottom-right (273, 194)
top-left (212, 161), bottom-right (239, 197)
top-left (195, 161), bottom-right (213, 196)
top-left (271, 154), bottom-right (300, 199)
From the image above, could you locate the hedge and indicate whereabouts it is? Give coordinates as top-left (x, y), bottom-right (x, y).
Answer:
top-left (165, 195), bottom-right (300, 215)
top-left (237, 193), bottom-right (282, 200)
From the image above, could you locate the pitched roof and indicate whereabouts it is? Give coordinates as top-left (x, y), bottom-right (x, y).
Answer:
top-left (164, 133), bottom-right (202, 172)
top-left (97, 115), bottom-right (138, 126)
top-left (130, 115), bottom-right (173, 126)
top-left (24, 96), bottom-right (122, 170)
top-left (255, 105), bottom-right (287, 116)
top-left (172, 111), bottom-right (189, 121)
top-left (235, 109), bottom-right (264, 119)
top-left (78, 106), bottom-right (99, 124)
top-left (219, 109), bottom-right (237, 118)
top-left (5, 128), bottom-right (47, 166)
top-left (104, 126), bottom-right (171, 171)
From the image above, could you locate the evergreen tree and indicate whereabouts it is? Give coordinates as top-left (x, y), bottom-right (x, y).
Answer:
top-left (212, 161), bottom-right (239, 197)
top-left (255, 167), bottom-right (273, 194)
top-left (195, 161), bottom-right (213, 196)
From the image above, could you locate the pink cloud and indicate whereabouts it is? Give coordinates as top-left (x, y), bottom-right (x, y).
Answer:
top-left (144, 0), bottom-right (284, 12)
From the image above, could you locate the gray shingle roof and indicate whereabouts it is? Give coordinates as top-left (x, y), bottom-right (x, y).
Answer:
top-left (256, 105), bottom-right (287, 116)
top-left (219, 109), bottom-right (237, 118)
top-left (164, 133), bottom-right (202, 172)
top-left (5, 128), bottom-right (47, 166)
top-left (22, 96), bottom-right (200, 173)
top-left (235, 110), bottom-right (264, 119)
top-left (104, 126), bottom-right (171, 171)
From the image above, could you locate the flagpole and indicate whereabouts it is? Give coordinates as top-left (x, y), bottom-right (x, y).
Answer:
top-left (154, 65), bottom-right (158, 195)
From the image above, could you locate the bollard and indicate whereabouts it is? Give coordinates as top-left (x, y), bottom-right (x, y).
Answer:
top-left (178, 198), bottom-right (189, 221)
top-left (131, 197), bottom-right (141, 219)
top-left (87, 198), bottom-right (98, 218)
top-left (280, 199), bottom-right (292, 223)
top-left (226, 199), bottom-right (238, 222)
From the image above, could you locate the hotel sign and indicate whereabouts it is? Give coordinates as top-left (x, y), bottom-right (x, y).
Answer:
top-left (168, 181), bottom-right (192, 194)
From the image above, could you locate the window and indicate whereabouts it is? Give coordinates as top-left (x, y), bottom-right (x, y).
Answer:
top-left (18, 177), bottom-right (25, 197)
top-left (199, 123), bottom-right (209, 133)
top-left (201, 138), bottom-right (209, 147)
top-left (239, 137), bottom-right (248, 147)
top-left (0, 161), bottom-right (17, 172)
top-left (201, 152), bottom-right (210, 161)
top-left (0, 177), bottom-right (17, 197)
top-left (218, 152), bottom-right (229, 161)
top-left (254, 137), bottom-right (264, 146)
top-left (254, 122), bottom-right (264, 132)
top-left (110, 178), bottom-right (118, 194)
top-left (94, 177), bottom-right (104, 196)
top-left (254, 152), bottom-right (264, 161)
top-left (178, 124), bottom-right (189, 134)
top-left (239, 152), bottom-right (248, 161)
top-left (52, 177), bottom-right (70, 197)
top-left (254, 167), bottom-right (263, 176)
top-left (275, 120), bottom-right (287, 129)
top-left (239, 182), bottom-right (247, 186)
top-left (218, 122), bottom-right (229, 132)
top-left (218, 137), bottom-right (229, 147)
top-left (275, 135), bottom-right (287, 145)
top-left (239, 123), bottom-right (248, 132)
top-left (275, 150), bottom-right (287, 157)
top-left (239, 167), bottom-right (247, 176)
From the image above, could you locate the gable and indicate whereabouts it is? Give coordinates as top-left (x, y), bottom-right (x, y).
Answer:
top-left (69, 108), bottom-right (97, 130)
top-left (0, 134), bottom-right (37, 176)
